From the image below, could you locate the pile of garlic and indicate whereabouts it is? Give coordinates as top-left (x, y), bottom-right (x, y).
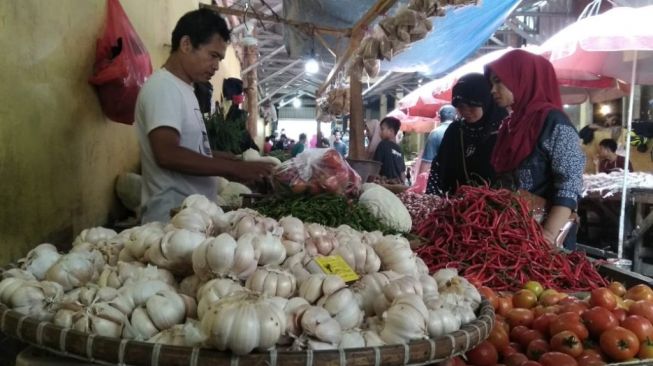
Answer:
top-left (0, 194), bottom-right (482, 356)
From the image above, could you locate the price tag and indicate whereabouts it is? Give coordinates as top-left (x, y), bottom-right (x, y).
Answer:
top-left (313, 255), bottom-right (359, 282)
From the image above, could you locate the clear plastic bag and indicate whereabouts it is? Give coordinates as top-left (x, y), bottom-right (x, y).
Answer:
top-left (88, 0), bottom-right (152, 124)
top-left (274, 148), bottom-right (362, 197)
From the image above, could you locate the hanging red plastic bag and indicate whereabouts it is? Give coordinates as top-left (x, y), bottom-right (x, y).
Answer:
top-left (88, 0), bottom-right (152, 124)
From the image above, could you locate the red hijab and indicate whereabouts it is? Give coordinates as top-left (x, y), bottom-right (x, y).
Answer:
top-left (485, 50), bottom-right (563, 173)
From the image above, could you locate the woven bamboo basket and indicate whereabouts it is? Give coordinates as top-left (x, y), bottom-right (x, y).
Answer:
top-left (0, 300), bottom-right (494, 366)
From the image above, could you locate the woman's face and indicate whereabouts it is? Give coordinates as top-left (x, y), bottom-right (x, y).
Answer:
top-left (456, 103), bottom-right (484, 123)
top-left (489, 72), bottom-right (514, 108)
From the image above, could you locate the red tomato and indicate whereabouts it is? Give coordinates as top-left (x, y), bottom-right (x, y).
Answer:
top-left (628, 300), bottom-right (653, 323)
top-left (549, 330), bottom-right (583, 358)
top-left (599, 326), bottom-right (640, 361)
top-left (532, 313), bottom-right (558, 337)
top-left (518, 329), bottom-right (545, 349)
top-left (612, 308), bottom-right (627, 323)
top-left (550, 312), bottom-right (589, 340)
top-left (500, 343), bottom-right (519, 358)
top-left (559, 302), bottom-right (589, 317)
top-left (609, 281), bottom-right (626, 297)
top-left (639, 338), bottom-right (653, 359)
top-left (621, 314), bottom-right (653, 342)
top-left (590, 288), bottom-right (618, 311)
top-left (498, 296), bottom-right (514, 317)
top-left (514, 289), bottom-right (539, 309)
top-left (510, 325), bottom-right (530, 342)
top-left (581, 306), bottom-right (618, 336)
top-left (538, 352), bottom-right (578, 366)
top-left (540, 291), bottom-right (567, 307)
top-left (521, 362), bottom-right (543, 366)
top-left (439, 356), bottom-right (467, 366)
top-left (479, 286), bottom-right (499, 310)
top-left (487, 324), bottom-right (510, 350)
top-left (576, 350), bottom-right (606, 366)
top-left (527, 339), bottom-right (550, 360)
top-left (504, 352), bottom-right (529, 366)
top-left (465, 340), bottom-right (498, 366)
top-left (506, 308), bottom-right (535, 328)
top-left (625, 284), bottom-right (653, 302)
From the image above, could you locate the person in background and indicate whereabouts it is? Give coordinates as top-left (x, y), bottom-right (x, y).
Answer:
top-left (273, 134), bottom-right (288, 150)
top-left (420, 105), bottom-right (456, 174)
top-left (263, 136), bottom-right (273, 154)
top-left (595, 138), bottom-right (633, 173)
top-left (365, 119), bottom-right (382, 159)
top-left (426, 73), bottom-right (508, 196)
top-left (485, 49), bottom-right (584, 249)
top-left (333, 129), bottom-right (348, 156)
top-left (373, 117), bottom-right (406, 184)
top-left (319, 137), bottom-right (331, 148)
top-left (135, 8), bottom-right (275, 223)
top-left (291, 133), bottom-right (307, 157)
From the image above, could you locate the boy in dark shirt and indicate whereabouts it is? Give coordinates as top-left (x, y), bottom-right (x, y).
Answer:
top-left (373, 117), bottom-right (406, 184)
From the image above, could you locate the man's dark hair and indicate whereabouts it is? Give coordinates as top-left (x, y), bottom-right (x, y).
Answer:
top-left (299, 133), bottom-right (307, 142)
top-left (599, 138), bottom-right (618, 153)
top-left (265, 137), bottom-right (270, 142)
top-left (171, 8), bottom-right (231, 52)
top-left (380, 117), bottom-right (401, 135)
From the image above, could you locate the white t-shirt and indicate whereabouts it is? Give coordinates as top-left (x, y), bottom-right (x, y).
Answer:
top-left (135, 68), bottom-right (216, 223)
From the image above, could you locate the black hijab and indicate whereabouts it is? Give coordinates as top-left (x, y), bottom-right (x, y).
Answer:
top-left (426, 73), bottom-right (508, 195)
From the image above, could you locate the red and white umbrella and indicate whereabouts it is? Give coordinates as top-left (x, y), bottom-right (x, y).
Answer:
top-left (540, 5), bottom-right (653, 257)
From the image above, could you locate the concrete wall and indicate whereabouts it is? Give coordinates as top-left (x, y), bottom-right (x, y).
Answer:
top-left (0, 0), bottom-right (241, 264)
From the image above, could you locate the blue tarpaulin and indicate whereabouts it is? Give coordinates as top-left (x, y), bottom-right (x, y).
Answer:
top-left (381, 0), bottom-right (522, 76)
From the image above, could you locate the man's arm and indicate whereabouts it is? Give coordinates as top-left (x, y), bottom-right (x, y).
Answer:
top-left (149, 127), bottom-right (274, 181)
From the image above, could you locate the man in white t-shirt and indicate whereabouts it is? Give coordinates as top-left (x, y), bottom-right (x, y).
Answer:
top-left (136, 8), bottom-right (275, 223)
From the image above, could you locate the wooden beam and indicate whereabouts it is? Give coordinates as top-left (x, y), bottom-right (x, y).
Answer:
top-left (259, 59), bottom-right (303, 85)
top-left (349, 71), bottom-right (365, 159)
top-left (318, 0), bottom-right (399, 95)
top-left (241, 45), bottom-right (285, 76)
top-left (201, 4), bottom-right (350, 36)
top-left (259, 72), bottom-right (305, 105)
top-left (244, 42), bottom-right (260, 143)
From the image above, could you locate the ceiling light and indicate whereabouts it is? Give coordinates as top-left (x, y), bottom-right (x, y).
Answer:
top-left (292, 98), bottom-right (302, 108)
top-left (600, 104), bottom-right (612, 115)
top-left (305, 58), bottom-right (319, 74)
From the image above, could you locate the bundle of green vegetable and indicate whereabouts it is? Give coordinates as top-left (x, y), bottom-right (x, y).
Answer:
top-left (253, 194), bottom-right (399, 234)
top-left (203, 107), bottom-right (249, 154)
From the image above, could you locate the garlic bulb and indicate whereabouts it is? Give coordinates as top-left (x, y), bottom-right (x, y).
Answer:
top-left (304, 236), bottom-right (338, 257)
top-left (374, 235), bottom-right (418, 276)
top-left (282, 240), bottom-right (304, 257)
top-left (379, 294), bottom-right (429, 344)
top-left (351, 271), bottom-right (402, 316)
top-left (420, 274), bottom-right (439, 301)
top-left (279, 216), bottom-right (305, 243)
top-left (146, 229), bottom-right (206, 275)
top-left (147, 320), bottom-right (206, 347)
top-left (109, 280), bottom-right (175, 315)
top-left (181, 194), bottom-right (224, 226)
top-left (245, 266), bottom-right (296, 298)
top-left (171, 207), bottom-right (214, 235)
top-left (179, 274), bottom-right (203, 298)
top-left (71, 238), bottom-right (123, 266)
top-left (2, 268), bottom-right (37, 281)
top-left (200, 291), bottom-right (286, 355)
top-left (119, 223), bottom-right (166, 262)
top-left (415, 257), bottom-right (430, 276)
top-left (0, 278), bottom-right (63, 321)
top-left (196, 278), bottom-right (243, 319)
top-left (241, 232), bottom-right (286, 266)
top-left (374, 275), bottom-right (423, 316)
top-left (339, 330), bottom-right (365, 348)
top-left (192, 233), bottom-right (258, 281)
top-left (124, 290), bottom-right (187, 340)
top-left (97, 262), bottom-right (176, 289)
top-left (45, 251), bottom-right (101, 291)
top-left (317, 287), bottom-right (364, 330)
top-left (332, 239), bottom-right (381, 275)
top-left (70, 302), bottom-right (126, 337)
top-left (18, 243), bottom-right (61, 280)
top-left (433, 270), bottom-right (481, 310)
top-left (362, 330), bottom-right (385, 347)
top-left (279, 297), bottom-right (310, 341)
top-left (298, 305), bottom-right (342, 345)
top-left (72, 227), bottom-right (118, 247)
top-left (282, 252), bottom-right (311, 285)
top-left (427, 308), bottom-right (461, 337)
top-left (361, 230), bottom-right (384, 247)
top-left (298, 274), bottom-right (346, 304)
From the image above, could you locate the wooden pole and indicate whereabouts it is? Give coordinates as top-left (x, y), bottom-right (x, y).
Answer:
top-left (349, 62), bottom-right (365, 160)
top-left (244, 41), bottom-right (259, 145)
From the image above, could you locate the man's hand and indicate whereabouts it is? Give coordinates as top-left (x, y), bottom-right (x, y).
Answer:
top-left (236, 161), bottom-right (277, 182)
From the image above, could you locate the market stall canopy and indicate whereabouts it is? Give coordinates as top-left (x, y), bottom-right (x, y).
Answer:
top-left (540, 5), bottom-right (653, 85)
top-left (282, 0), bottom-right (520, 76)
top-left (387, 109), bottom-right (436, 133)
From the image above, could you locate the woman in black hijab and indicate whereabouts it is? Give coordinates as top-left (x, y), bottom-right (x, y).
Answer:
top-left (426, 73), bottom-right (508, 195)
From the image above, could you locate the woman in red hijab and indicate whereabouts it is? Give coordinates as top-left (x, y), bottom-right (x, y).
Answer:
top-left (485, 50), bottom-right (584, 249)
